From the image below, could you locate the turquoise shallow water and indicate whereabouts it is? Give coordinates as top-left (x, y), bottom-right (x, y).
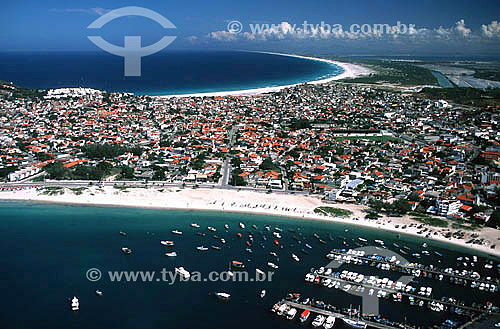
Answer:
top-left (0, 51), bottom-right (343, 96)
top-left (0, 201), bottom-right (497, 329)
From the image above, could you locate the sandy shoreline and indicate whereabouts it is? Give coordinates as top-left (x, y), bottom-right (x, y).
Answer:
top-left (1, 186), bottom-right (498, 258)
top-left (159, 51), bottom-right (373, 98)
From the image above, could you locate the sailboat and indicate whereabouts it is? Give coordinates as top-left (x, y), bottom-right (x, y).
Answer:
top-left (343, 305), bottom-right (366, 329)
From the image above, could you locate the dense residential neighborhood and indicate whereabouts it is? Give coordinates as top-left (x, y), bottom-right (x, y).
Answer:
top-left (0, 82), bottom-right (499, 226)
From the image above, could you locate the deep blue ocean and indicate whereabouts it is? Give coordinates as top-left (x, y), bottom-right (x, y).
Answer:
top-left (0, 51), bottom-right (342, 96)
top-left (0, 201), bottom-right (498, 329)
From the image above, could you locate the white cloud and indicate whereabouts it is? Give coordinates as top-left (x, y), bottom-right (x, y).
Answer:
top-left (481, 20), bottom-right (500, 38)
top-left (49, 8), bottom-right (111, 16)
top-left (208, 31), bottom-right (239, 42)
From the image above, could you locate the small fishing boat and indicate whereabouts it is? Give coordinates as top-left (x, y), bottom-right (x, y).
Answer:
top-left (267, 262), bottom-right (279, 269)
top-left (197, 232), bottom-right (206, 236)
top-left (175, 266), bottom-right (190, 278)
top-left (70, 296), bottom-right (79, 311)
top-left (121, 247), bottom-right (132, 254)
top-left (165, 251), bottom-right (177, 257)
top-left (239, 222), bottom-right (245, 229)
top-left (171, 230), bottom-right (183, 235)
top-left (196, 246), bottom-right (209, 251)
top-left (231, 260), bottom-right (245, 269)
top-left (236, 233), bottom-right (242, 238)
top-left (260, 289), bottom-right (266, 298)
top-left (256, 268), bottom-right (265, 276)
top-left (252, 224), bottom-right (258, 229)
top-left (305, 243), bottom-right (312, 249)
top-left (269, 252), bottom-right (278, 258)
top-left (215, 292), bottom-right (231, 301)
top-left (246, 247), bottom-right (253, 253)
top-left (95, 289), bottom-right (103, 296)
top-left (161, 240), bottom-right (174, 246)
top-left (299, 309), bottom-right (310, 322)
top-left (358, 237), bottom-right (367, 242)
top-left (375, 239), bottom-right (384, 245)
top-left (190, 223), bottom-right (200, 228)
top-left (292, 253), bottom-right (300, 262)
top-left (211, 246), bottom-right (221, 251)
top-left (119, 231), bottom-right (127, 236)
top-left (220, 238), bottom-right (226, 244)
top-left (207, 226), bottom-right (216, 232)
top-left (224, 224), bottom-right (229, 230)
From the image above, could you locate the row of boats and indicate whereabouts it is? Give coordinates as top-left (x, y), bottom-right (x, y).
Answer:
top-left (272, 296), bottom-right (367, 329)
top-left (327, 248), bottom-right (499, 292)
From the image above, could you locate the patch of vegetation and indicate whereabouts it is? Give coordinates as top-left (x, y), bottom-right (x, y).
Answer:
top-left (82, 144), bottom-right (143, 160)
top-left (339, 60), bottom-right (438, 86)
top-left (70, 187), bottom-right (87, 195)
top-left (410, 212), bottom-right (448, 228)
top-left (451, 221), bottom-right (481, 231)
top-left (332, 136), bottom-right (402, 142)
top-left (420, 87), bottom-right (500, 107)
top-left (314, 206), bottom-right (353, 218)
top-left (41, 186), bottom-right (65, 196)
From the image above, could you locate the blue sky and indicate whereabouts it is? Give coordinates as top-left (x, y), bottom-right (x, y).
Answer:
top-left (1, 0), bottom-right (499, 55)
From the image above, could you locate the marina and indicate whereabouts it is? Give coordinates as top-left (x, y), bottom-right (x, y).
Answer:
top-left (326, 249), bottom-right (499, 291)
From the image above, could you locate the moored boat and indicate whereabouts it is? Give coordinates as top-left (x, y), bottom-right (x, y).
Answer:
top-left (343, 318), bottom-right (367, 329)
top-left (231, 260), bottom-right (245, 269)
top-left (299, 309), bottom-right (310, 322)
top-left (121, 247), bottom-right (132, 254)
top-left (215, 292), bottom-right (231, 301)
top-left (239, 222), bottom-right (245, 229)
top-left (292, 253), bottom-right (300, 262)
top-left (260, 289), bottom-right (266, 298)
top-left (171, 230), bottom-right (183, 235)
top-left (95, 289), bottom-right (103, 296)
top-left (71, 296), bottom-right (79, 311)
top-left (211, 246), bottom-right (221, 251)
top-left (161, 240), bottom-right (174, 246)
top-left (324, 316), bottom-right (336, 328)
top-left (207, 226), bottom-right (216, 232)
top-left (196, 246), bottom-right (208, 251)
top-left (175, 266), bottom-right (190, 278)
top-left (165, 251), bottom-right (177, 257)
top-left (190, 223), bottom-right (200, 228)
top-left (267, 262), bottom-right (279, 269)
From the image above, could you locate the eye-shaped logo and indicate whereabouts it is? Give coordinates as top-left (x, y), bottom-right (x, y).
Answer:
top-left (87, 6), bottom-right (177, 77)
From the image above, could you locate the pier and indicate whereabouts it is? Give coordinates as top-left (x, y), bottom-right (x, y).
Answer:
top-left (310, 271), bottom-right (496, 315)
top-left (276, 299), bottom-right (413, 329)
top-left (327, 249), bottom-right (499, 289)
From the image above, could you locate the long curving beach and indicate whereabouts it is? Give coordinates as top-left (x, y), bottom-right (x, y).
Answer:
top-left (1, 186), bottom-right (498, 258)
top-left (161, 52), bottom-right (373, 98)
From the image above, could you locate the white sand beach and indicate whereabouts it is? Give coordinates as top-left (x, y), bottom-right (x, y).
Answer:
top-left (1, 186), bottom-right (498, 258)
top-left (160, 51), bottom-right (373, 98)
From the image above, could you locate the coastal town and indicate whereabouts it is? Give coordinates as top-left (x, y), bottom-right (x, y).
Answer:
top-left (0, 82), bottom-right (499, 249)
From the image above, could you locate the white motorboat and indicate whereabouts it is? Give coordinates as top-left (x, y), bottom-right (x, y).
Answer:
top-left (324, 316), bottom-right (336, 328)
top-left (171, 230), bottom-right (183, 235)
top-left (175, 266), bottom-right (190, 279)
top-left (161, 240), bottom-right (174, 246)
top-left (71, 296), bottom-right (79, 311)
top-left (215, 292), bottom-right (231, 301)
top-left (165, 251), bottom-right (177, 257)
top-left (291, 253), bottom-right (300, 262)
top-left (196, 246), bottom-right (208, 251)
top-left (260, 289), bottom-right (266, 298)
top-left (190, 223), bottom-right (200, 228)
top-left (239, 222), bottom-right (245, 229)
top-left (95, 289), bottom-right (103, 296)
